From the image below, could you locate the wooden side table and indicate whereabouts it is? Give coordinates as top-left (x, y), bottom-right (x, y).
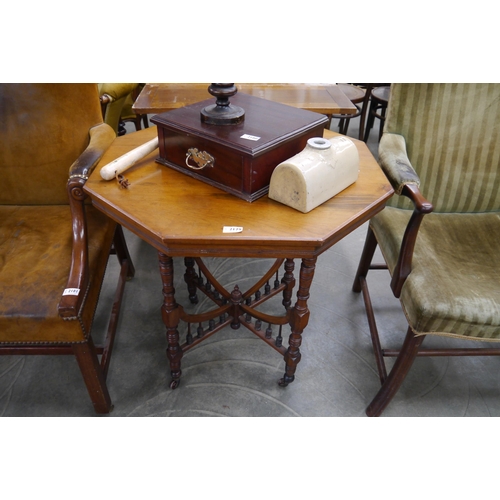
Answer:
top-left (84, 126), bottom-right (392, 389)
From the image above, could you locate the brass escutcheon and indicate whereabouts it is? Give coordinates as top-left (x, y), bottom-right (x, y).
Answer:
top-left (186, 148), bottom-right (215, 170)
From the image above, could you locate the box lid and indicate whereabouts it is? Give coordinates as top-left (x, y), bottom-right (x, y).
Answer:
top-left (151, 92), bottom-right (328, 156)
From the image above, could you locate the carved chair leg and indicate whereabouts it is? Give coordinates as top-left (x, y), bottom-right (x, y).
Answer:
top-left (352, 224), bottom-right (378, 293)
top-left (366, 327), bottom-right (425, 417)
top-left (363, 102), bottom-right (375, 142)
top-left (73, 338), bottom-right (113, 414)
top-left (113, 225), bottom-right (135, 279)
top-left (360, 274), bottom-right (387, 384)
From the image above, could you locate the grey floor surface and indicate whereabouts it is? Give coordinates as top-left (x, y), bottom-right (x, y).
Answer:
top-left (2, 110), bottom-right (500, 418)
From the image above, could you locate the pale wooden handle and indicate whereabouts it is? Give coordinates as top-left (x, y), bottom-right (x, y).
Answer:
top-left (100, 137), bottom-right (159, 180)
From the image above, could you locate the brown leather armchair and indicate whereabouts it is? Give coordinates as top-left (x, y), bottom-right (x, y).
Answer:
top-left (0, 84), bottom-right (135, 413)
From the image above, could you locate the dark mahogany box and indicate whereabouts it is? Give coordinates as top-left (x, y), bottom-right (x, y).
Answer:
top-left (151, 93), bottom-right (328, 202)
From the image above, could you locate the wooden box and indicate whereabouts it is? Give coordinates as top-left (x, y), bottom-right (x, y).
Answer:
top-left (151, 93), bottom-right (328, 202)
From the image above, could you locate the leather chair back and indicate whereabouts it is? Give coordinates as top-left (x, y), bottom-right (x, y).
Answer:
top-left (0, 83), bottom-right (103, 205)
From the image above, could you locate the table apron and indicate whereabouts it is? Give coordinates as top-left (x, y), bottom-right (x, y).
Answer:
top-left (90, 198), bottom-right (386, 259)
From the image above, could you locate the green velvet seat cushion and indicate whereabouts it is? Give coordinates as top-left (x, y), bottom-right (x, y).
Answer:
top-left (370, 207), bottom-right (500, 340)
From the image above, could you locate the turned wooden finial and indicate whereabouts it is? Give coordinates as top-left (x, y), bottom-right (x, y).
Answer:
top-left (200, 83), bottom-right (245, 125)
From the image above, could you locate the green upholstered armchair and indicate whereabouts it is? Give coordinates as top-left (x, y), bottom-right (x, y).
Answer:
top-left (99, 83), bottom-right (148, 136)
top-left (352, 83), bottom-right (500, 416)
top-left (0, 84), bottom-right (135, 413)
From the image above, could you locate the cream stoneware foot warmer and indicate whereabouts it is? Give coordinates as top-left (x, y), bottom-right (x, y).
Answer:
top-left (269, 136), bottom-right (359, 213)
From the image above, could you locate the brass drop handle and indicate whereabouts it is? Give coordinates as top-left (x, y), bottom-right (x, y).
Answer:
top-left (185, 148), bottom-right (215, 170)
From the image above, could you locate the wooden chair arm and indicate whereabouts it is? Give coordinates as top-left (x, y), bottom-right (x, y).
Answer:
top-left (390, 183), bottom-right (434, 297)
top-left (377, 132), bottom-right (434, 296)
top-left (58, 177), bottom-right (89, 318)
top-left (59, 123), bottom-right (115, 318)
top-left (100, 94), bottom-right (111, 119)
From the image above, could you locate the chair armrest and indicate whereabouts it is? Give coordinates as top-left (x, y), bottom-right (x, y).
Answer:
top-left (379, 134), bottom-right (434, 297)
top-left (69, 123), bottom-right (116, 180)
top-left (379, 133), bottom-right (421, 195)
top-left (59, 124), bottom-right (115, 318)
top-left (99, 85), bottom-right (139, 135)
top-left (401, 183), bottom-right (434, 213)
top-left (58, 177), bottom-right (89, 318)
top-left (390, 185), bottom-right (433, 297)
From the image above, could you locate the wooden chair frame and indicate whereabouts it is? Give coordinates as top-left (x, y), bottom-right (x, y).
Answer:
top-left (1, 98), bottom-right (135, 414)
top-left (353, 183), bottom-right (500, 417)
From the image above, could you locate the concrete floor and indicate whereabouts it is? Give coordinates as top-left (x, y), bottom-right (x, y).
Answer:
top-left (2, 105), bottom-right (500, 418)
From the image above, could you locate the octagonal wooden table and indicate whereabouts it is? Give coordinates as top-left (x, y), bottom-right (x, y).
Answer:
top-left (84, 126), bottom-right (392, 389)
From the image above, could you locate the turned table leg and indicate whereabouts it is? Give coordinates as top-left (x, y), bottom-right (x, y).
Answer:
top-left (158, 252), bottom-right (183, 389)
top-left (279, 256), bottom-right (317, 387)
top-left (281, 258), bottom-right (296, 309)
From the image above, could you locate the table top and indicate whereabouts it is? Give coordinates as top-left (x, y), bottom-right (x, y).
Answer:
top-left (133, 83), bottom-right (358, 116)
top-left (84, 127), bottom-right (392, 259)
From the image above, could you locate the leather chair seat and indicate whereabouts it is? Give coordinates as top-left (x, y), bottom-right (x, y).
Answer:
top-left (371, 207), bottom-right (500, 340)
top-left (0, 205), bottom-right (116, 343)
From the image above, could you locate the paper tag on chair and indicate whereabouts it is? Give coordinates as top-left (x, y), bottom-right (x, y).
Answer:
top-left (63, 288), bottom-right (80, 296)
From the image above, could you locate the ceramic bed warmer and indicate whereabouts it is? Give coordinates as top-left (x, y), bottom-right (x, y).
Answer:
top-left (268, 136), bottom-right (359, 213)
